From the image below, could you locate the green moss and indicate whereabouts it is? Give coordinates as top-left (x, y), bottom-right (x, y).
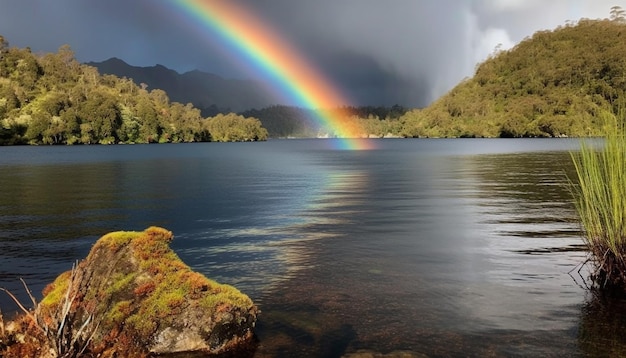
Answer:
top-left (39, 227), bottom-right (257, 347)
top-left (105, 272), bottom-right (137, 297)
top-left (106, 300), bottom-right (133, 326)
top-left (148, 288), bottom-right (186, 317)
top-left (126, 314), bottom-right (157, 338)
top-left (200, 285), bottom-right (253, 310)
top-left (118, 227), bottom-right (253, 334)
top-left (96, 230), bottom-right (142, 252)
top-left (39, 271), bottom-right (71, 308)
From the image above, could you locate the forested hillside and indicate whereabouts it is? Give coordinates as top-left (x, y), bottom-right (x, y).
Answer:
top-left (0, 37), bottom-right (267, 145)
top-left (400, 18), bottom-right (626, 138)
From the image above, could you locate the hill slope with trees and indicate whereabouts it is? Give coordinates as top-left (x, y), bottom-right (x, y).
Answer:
top-left (400, 17), bottom-right (626, 138)
top-left (0, 37), bottom-right (267, 145)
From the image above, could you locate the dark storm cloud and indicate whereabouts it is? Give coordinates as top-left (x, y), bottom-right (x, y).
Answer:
top-left (239, 0), bottom-right (623, 106)
top-left (0, 0), bottom-right (623, 108)
top-left (0, 0), bottom-right (239, 74)
top-left (237, 0), bottom-right (469, 106)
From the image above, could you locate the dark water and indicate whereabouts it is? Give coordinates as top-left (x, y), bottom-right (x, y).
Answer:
top-left (1, 138), bottom-right (624, 356)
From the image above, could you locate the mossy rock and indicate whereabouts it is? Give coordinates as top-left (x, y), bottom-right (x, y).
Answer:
top-left (38, 227), bottom-right (258, 356)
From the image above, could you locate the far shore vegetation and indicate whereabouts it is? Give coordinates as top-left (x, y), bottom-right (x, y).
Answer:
top-left (0, 36), bottom-right (268, 145)
top-left (1, 15), bottom-right (626, 145)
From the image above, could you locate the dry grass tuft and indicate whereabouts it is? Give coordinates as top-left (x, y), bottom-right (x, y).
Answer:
top-left (0, 265), bottom-right (99, 357)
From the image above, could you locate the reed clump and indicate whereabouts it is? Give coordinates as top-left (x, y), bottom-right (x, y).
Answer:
top-left (571, 106), bottom-right (626, 290)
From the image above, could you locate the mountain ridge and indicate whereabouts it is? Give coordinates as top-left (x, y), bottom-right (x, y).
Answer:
top-left (87, 57), bottom-right (278, 115)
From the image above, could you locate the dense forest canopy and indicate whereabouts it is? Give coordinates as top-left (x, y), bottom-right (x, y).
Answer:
top-left (400, 17), bottom-right (626, 138)
top-left (0, 37), bottom-right (267, 145)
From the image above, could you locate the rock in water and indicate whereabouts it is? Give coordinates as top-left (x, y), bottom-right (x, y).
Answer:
top-left (36, 227), bottom-right (258, 356)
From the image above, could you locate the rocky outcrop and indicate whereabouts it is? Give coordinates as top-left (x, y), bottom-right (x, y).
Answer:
top-left (2, 227), bottom-right (258, 357)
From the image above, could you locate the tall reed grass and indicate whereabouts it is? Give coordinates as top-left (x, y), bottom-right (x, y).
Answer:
top-left (571, 107), bottom-right (626, 289)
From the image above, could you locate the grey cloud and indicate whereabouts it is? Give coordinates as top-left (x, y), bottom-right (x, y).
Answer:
top-left (0, 0), bottom-right (624, 108)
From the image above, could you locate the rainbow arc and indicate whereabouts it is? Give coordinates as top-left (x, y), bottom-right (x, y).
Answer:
top-left (170, 0), bottom-right (375, 150)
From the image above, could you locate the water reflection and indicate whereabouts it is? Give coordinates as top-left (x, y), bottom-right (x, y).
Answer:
top-left (579, 293), bottom-right (626, 356)
top-left (255, 148), bottom-right (589, 357)
top-left (176, 166), bottom-right (370, 295)
top-left (443, 152), bottom-right (587, 333)
top-left (304, 170), bottom-right (370, 220)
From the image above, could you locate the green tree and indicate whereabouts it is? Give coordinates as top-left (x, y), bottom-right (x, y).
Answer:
top-left (205, 113), bottom-right (267, 142)
top-left (24, 112), bottom-right (50, 144)
top-left (610, 5), bottom-right (626, 22)
top-left (0, 35), bottom-right (8, 64)
top-left (0, 83), bottom-right (19, 118)
top-left (135, 95), bottom-right (160, 143)
top-left (38, 44), bottom-right (80, 89)
top-left (59, 107), bottom-right (81, 144)
top-left (78, 91), bottom-right (121, 144)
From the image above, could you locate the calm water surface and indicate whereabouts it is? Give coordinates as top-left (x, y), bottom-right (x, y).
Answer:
top-left (1, 138), bottom-right (624, 356)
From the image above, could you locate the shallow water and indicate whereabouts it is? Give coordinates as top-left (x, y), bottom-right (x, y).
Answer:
top-left (0, 138), bottom-right (623, 356)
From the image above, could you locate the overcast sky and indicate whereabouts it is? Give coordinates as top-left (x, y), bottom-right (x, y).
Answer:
top-left (0, 0), bottom-right (623, 107)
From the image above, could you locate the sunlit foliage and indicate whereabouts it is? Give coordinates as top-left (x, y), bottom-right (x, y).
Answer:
top-left (0, 37), bottom-right (267, 145)
top-left (205, 113), bottom-right (268, 142)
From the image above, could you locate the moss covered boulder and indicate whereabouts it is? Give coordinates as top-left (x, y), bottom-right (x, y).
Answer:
top-left (35, 227), bottom-right (258, 356)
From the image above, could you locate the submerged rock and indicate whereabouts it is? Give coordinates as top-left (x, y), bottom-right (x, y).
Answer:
top-left (3, 227), bottom-right (258, 357)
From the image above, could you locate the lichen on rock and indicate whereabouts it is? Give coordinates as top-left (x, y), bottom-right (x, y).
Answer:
top-left (3, 227), bottom-right (258, 357)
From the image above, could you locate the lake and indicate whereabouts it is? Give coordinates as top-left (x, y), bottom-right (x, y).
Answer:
top-left (1, 138), bottom-right (624, 357)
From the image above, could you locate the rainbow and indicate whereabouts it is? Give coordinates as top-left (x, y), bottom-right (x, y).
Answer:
top-left (168, 0), bottom-right (375, 150)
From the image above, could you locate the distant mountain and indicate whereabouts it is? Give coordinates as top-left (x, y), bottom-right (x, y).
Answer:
top-left (87, 58), bottom-right (277, 114)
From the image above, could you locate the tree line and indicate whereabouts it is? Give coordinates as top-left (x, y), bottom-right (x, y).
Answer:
top-left (240, 105), bottom-right (407, 138)
top-left (0, 37), bottom-right (267, 145)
